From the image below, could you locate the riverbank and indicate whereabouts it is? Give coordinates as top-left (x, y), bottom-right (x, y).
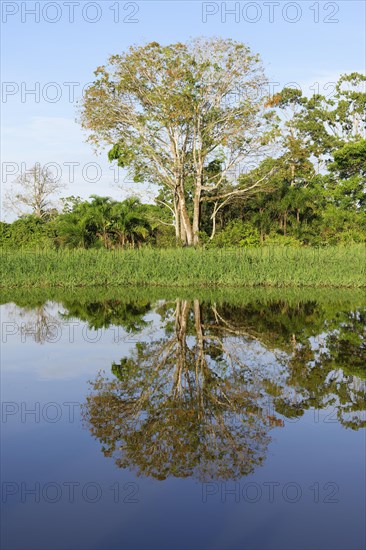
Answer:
top-left (1, 246), bottom-right (365, 289)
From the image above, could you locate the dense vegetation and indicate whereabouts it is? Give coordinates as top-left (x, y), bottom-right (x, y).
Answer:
top-left (1, 166), bottom-right (366, 250)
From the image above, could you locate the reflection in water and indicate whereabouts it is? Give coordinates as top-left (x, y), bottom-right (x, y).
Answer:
top-left (6, 303), bottom-right (62, 344)
top-left (80, 295), bottom-right (365, 481)
top-left (283, 308), bottom-right (366, 430)
top-left (85, 299), bottom-right (284, 481)
top-left (3, 290), bottom-right (365, 480)
top-left (60, 297), bottom-right (152, 332)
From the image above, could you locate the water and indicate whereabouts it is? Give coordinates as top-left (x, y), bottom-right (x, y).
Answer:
top-left (1, 288), bottom-right (365, 550)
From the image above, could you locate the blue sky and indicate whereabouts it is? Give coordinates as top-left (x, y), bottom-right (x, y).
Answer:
top-left (1, 0), bottom-right (365, 220)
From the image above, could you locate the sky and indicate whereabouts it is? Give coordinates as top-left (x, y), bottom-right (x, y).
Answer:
top-left (1, 0), bottom-right (365, 220)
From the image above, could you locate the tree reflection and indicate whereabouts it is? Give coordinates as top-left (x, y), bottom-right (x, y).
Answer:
top-left (83, 296), bottom-right (366, 480)
top-left (61, 297), bottom-right (151, 332)
top-left (278, 308), bottom-right (366, 429)
top-left (9, 303), bottom-right (61, 344)
top-left (83, 298), bottom-right (288, 481)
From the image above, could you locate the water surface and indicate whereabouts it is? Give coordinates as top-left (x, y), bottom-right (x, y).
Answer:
top-left (1, 288), bottom-right (365, 550)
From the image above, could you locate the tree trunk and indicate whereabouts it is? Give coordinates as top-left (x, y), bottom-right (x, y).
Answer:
top-left (210, 208), bottom-right (217, 240)
top-left (174, 194), bottom-right (180, 243)
top-left (259, 208), bottom-right (264, 244)
top-left (192, 188), bottom-right (201, 246)
top-left (180, 212), bottom-right (187, 244)
top-left (290, 164), bottom-right (295, 186)
top-left (172, 299), bottom-right (190, 396)
top-left (177, 187), bottom-right (193, 246)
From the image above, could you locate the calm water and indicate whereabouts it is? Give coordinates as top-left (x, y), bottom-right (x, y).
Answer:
top-left (1, 288), bottom-right (365, 550)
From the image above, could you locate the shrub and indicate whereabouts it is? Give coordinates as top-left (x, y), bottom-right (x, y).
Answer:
top-left (212, 220), bottom-right (260, 248)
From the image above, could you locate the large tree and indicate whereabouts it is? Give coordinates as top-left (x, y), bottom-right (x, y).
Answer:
top-left (80, 38), bottom-right (277, 245)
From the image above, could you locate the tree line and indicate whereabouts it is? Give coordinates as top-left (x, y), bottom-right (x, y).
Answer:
top-left (1, 177), bottom-right (365, 248)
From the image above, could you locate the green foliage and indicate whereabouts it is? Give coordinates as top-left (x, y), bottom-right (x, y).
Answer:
top-left (153, 225), bottom-right (178, 248)
top-left (262, 234), bottom-right (303, 247)
top-left (330, 139), bottom-right (366, 178)
top-left (56, 195), bottom-right (157, 249)
top-left (212, 220), bottom-right (260, 248)
top-left (0, 216), bottom-right (55, 249)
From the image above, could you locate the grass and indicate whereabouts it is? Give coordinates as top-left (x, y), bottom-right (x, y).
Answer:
top-left (1, 245), bottom-right (365, 289)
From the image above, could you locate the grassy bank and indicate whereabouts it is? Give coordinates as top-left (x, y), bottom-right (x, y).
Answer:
top-left (1, 246), bottom-right (365, 289)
